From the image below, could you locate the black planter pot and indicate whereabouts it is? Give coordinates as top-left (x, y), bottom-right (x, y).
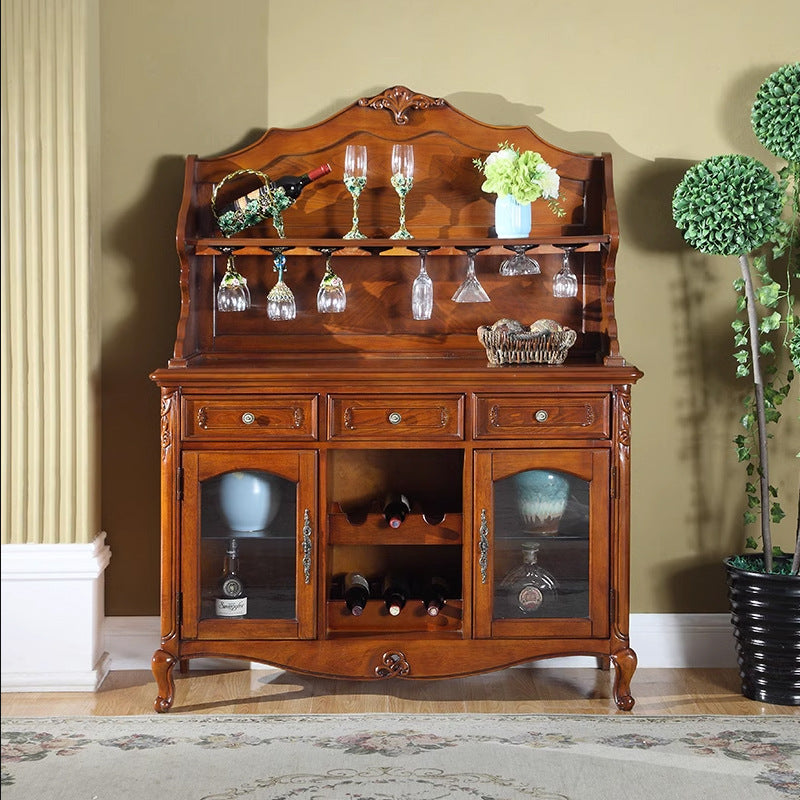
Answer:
top-left (725, 556), bottom-right (800, 706)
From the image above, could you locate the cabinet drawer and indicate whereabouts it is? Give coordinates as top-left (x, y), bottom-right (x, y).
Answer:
top-left (183, 396), bottom-right (317, 441)
top-left (473, 394), bottom-right (610, 439)
top-left (328, 395), bottom-right (464, 440)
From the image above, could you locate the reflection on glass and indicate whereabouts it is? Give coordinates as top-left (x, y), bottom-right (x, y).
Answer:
top-left (499, 245), bottom-right (540, 276)
top-left (411, 248), bottom-right (434, 320)
top-left (553, 245), bottom-right (580, 298)
top-left (492, 469), bottom-right (589, 620)
top-left (451, 248), bottom-right (490, 303)
top-left (200, 470), bottom-right (297, 621)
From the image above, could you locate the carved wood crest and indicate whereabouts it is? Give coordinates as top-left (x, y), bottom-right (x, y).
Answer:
top-left (358, 86), bottom-right (446, 125)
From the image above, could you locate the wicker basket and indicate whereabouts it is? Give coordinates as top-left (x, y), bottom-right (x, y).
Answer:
top-left (477, 321), bottom-right (577, 366)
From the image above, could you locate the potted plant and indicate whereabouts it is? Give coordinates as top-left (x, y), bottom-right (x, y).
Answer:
top-left (672, 63), bottom-right (800, 705)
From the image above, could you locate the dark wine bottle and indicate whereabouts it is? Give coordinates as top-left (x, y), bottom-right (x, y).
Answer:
top-left (343, 572), bottom-right (370, 616)
top-left (216, 538), bottom-right (247, 617)
top-left (383, 494), bottom-right (411, 529)
top-left (382, 575), bottom-right (409, 616)
top-left (422, 576), bottom-right (449, 617)
top-left (228, 163), bottom-right (331, 214)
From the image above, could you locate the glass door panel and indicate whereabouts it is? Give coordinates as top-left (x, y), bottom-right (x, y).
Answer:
top-left (474, 449), bottom-right (609, 638)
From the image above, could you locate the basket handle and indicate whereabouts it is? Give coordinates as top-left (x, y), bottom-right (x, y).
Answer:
top-left (211, 168), bottom-right (274, 223)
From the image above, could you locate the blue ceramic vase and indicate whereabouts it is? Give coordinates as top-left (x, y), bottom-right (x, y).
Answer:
top-left (514, 470), bottom-right (570, 536)
top-left (219, 470), bottom-right (279, 533)
top-left (494, 194), bottom-right (532, 238)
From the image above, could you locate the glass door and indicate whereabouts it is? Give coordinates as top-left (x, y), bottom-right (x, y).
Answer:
top-left (181, 450), bottom-right (316, 639)
top-left (473, 449), bottom-right (610, 638)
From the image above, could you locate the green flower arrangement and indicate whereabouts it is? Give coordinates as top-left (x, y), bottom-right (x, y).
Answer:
top-left (473, 142), bottom-right (565, 216)
top-left (673, 63), bottom-right (800, 576)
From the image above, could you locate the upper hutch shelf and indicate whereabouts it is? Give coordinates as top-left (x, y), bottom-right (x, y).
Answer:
top-left (172, 86), bottom-right (625, 367)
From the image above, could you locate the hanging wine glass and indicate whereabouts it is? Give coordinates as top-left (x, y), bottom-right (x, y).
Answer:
top-left (411, 248), bottom-right (434, 320)
top-left (266, 249), bottom-right (296, 320)
top-left (343, 145), bottom-right (368, 239)
top-left (216, 247), bottom-right (251, 312)
top-left (452, 247), bottom-right (490, 303)
top-left (499, 245), bottom-right (541, 277)
top-left (553, 245), bottom-right (580, 298)
top-left (316, 249), bottom-right (347, 313)
top-left (390, 143), bottom-right (414, 239)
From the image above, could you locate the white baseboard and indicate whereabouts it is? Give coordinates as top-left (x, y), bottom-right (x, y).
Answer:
top-left (103, 613), bottom-right (738, 673)
top-left (1, 535), bottom-right (113, 692)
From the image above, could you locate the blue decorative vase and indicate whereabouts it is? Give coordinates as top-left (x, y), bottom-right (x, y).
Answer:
top-left (219, 471), bottom-right (279, 533)
top-left (495, 194), bottom-right (532, 238)
top-left (514, 470), bottom-right (570, 536)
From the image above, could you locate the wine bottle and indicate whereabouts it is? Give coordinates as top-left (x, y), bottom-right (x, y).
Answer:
top-left (383, 493), bottom-right (411, 529)
top-left (343, 572), bottom-right (370, 617)
top-left (382, 575), bottom-right (409, 616)
top-left (422, 576), bottom-right (449, 617)
top-left (215, 538), bottom-right (247, 617)
top-left (227, 163), bottom-right (332, 214)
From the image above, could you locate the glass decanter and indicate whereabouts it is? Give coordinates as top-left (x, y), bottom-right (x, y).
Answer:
top-left (499, 542), bottom-right (558, 616)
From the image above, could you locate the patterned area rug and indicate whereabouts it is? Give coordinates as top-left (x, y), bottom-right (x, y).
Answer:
top-left (2, 714), bottom-right (798, 799)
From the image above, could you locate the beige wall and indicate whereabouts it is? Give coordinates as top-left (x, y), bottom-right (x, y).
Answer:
top-left (98, 0), bottom-right (799, 615)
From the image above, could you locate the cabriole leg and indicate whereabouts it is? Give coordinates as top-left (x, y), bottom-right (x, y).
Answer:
top-left (611, 647), bottom-right (637, 710)
top-left (152, 649), bottom-right (177, 713)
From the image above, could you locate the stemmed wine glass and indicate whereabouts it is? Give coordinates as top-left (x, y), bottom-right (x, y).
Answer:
top-left (411, 248), bottom-right (434, 320)
top-left (266, 248), bottom-right (296, 320)
top-left (553, 245), bottom-right (580, 298)
top-left (452, 247), bottom-right (490, 303)
top-left (216, 247), bottom-right (251, 312)
top-left (316, 249), bottom-right (347, 313)
top-left (343, 145), bottom-right (367, 239)
top-left (499, 245), bottom-right (541, 276)
top-left (390, 144), bottom-right (414, 239)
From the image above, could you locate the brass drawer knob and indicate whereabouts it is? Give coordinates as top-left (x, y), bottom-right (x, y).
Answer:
top-left (241, 412), bottom-right (256, 425)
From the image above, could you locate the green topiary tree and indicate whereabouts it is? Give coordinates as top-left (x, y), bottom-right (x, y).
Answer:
top-left (673, 63), bottom-right (799, 575)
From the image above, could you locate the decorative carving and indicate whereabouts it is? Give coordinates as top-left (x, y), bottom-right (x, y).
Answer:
top-left (375, 650), bottom-right (410, 678)
top-left (292, 406), bottom-right (304, 429)
top-left (196, 406), bottom-right (208, 429)
top-left (617, 387), bottom-right (632, 446)
top-left (489, 404), bottom-right (501, 427)
top-left (302, 508), bottom-right (312, 584)
top-left (343, 407), bottom-right (355, 430)
top-left (160, 395), bottom-right (173, 462)
top-left (439, 406), bottom-right (449, 427)
top-left (583, 404), bottom-right (595, 426)
top-left (479, 508), bottom-right (489, 584)
top-left (358, 86), bottom-right (445, 125)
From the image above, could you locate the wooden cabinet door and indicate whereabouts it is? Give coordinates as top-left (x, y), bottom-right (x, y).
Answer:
top-left (180, 450), bottom-right (317, 640)
top-left (473, 449), bottom-right (610, 639)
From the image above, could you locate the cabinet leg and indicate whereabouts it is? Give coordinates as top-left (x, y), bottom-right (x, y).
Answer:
top-left (152, 649), bottom-right (176, 713)
top-left (610, 647), bottom-right (637, 710)
top-left (596, 656), bottom-right (611, 671)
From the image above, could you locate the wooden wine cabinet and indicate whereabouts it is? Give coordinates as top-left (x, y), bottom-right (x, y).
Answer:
top-left (151, 86), bottom-right (643, 712)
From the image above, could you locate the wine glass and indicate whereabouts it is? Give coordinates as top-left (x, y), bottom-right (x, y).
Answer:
top-left (343, 145), bottom-right (367, 239)
top-left (266, 249), bottom-right (296, 320)
top-left (390, 144), bottom-right (414, 239)
top-left (411, 248), bottom-right (434, 320)
top-left (499, 245), bottom-right (541, 276)
top-left (216, 248), bottom-right (251, 312)
top-left (553, 245), bottom-right (580, 298)
top-left (452, 248), bottom-right (490, 303)
top-left (316, 249), bottom-right (347, 313)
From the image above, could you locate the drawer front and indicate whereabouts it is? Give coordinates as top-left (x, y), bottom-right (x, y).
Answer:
top-left (328, 395), bottom-right (464, 440)
top-left (473, 394), bottom-right (610, 439)
top-left (183, 396), bottom-right (317, 441)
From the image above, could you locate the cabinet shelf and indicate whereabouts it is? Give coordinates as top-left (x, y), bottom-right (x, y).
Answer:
top-left (192, 235), bottom-right (609, 257)
top-left (328, 511), bottom-right (462, 545)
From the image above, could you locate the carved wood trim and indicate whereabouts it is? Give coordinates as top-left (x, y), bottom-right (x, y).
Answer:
top-left (375, 650), bottom-right (410, 677)
top-left (196, 406), bottom-right (208, 429)
top-left (358, 86), bottom-right (446, 125)
top-left (292, 406), bottom-right (304, 429)
top-left (160, 394), bottom-right (173, 463)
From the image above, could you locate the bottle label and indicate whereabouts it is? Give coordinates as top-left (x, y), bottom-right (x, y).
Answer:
top-left (216, 597), bottom-right (248, 617)
top-left (221, 576), bottom-right (245, 598)
top-left (517, 585), bottom-right (544, 612)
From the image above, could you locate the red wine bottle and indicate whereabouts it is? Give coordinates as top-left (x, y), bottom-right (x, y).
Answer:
top-left (383, 494), bottom-right (411, 529)
top-left (422, 576), bottom-right (448, 617)
top-left (228, 163), bottom-right (331, 213)
top-left (382, 575), bottom-right (409, 616)
top-left (344, 572), bottom-right (370, 616)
